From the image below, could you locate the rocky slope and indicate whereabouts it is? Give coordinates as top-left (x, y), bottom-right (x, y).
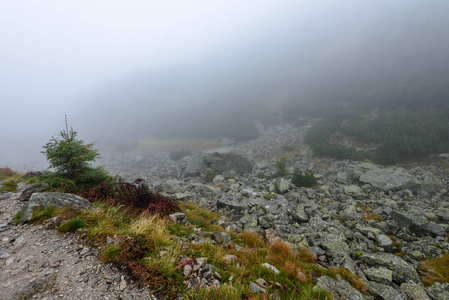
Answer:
top-left (98, 124), bottom-right (449, 299)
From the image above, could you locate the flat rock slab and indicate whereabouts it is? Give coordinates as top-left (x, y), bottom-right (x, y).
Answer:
top-left (19, 193), bottom-right (93, 223)
top-left (359, 167), bottom-right (416, 192)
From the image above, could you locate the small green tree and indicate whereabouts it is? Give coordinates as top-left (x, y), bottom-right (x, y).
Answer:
top-left (41, 117), bottom-right (109, 191)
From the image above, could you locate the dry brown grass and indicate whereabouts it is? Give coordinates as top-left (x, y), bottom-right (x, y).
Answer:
top-left (420, 253), bottom-right (449, 286)
top-left (240, 231), bottom-right (265, 248)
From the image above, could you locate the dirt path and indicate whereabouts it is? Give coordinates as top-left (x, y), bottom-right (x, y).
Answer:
top-left (0, 189), bottom-right (156, 300)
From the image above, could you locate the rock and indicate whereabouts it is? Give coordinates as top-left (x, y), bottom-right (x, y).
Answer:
top-left (426, 282), bottom-right (449, 300)
top-left (18, 183), bottom-right (49, 201)
top-left (212, 232), bottom-right (231, 247)
top-left (223, 254), bottom-right (238, 265)
top-left (13, 272), bottom-right (57, 300)
top-left (183, 264), bottom-right (193, 277)
top-left (363, 267), bottom-right (393, 285)
top-left (357, 252), bottom-right (419, 284)
top-left (376, 234), bottom-right (394, 252)
top-left (339, 204), bottom-right (361, 221)
top-left (19, 193), bottom-right (93, 224)
top-left (169, 212), bottom-right (188, 225)
top-left (258, 215), bottom-right (273, 229)
top-left (290, 204), bottom-right (309, 223)
top-left (264, 228), bottom-right (282, 245)
top-left (201, 148), bottom-right (253, 174)
top-left (315, 275), bottom-right (364, 300)
top-left (262, 263), bottom-right (280, 274)
top-left (358, 166), bottom-right (416, 192)
top-left (42, 217), bottom-right (62, 229)
top-left (161, 179), bottom-right (181, 194)
top-left (369, 282), bottom-right (406, 300)
top-left (185, 156), bottom-right (207, 176)
top-left (400, 282), bottom-right (431, 300)
top-left (343, 185), bottom-right (364, 198)
top-left (318, 233), bottom-right (350, 254)
top-left (390, 210), bottom-right (445, 237)
top-left (212, 175), bottom-right (225, 184)
top-left (276, 178), bottom-right (291, 194)
top-left (250, 282), bottom-right (267, 294)
top-left (119, 279), bottom-right (127, 291)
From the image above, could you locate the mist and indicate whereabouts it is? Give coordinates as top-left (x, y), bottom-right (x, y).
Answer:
top-left (1, 0), bottom-right (449, 170)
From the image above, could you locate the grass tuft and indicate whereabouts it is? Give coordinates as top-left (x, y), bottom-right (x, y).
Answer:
top-left (58, 217), bottom-right (86, 233)
top-left (31, 206), bottom-right (57, 223)
top-left (101, 244), bottom-right (122, 262)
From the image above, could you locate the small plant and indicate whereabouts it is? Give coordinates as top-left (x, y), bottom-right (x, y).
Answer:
top-left (101, 244), bottom-right (122, 262)
top-left (58, 217), bottom-right (86, 233)
top-left (275, 156), bottom-right (288, 177)
top-left (291, 168), bottom-right (317, 187)
top-left (199, 211), bottom-right (209, 218)
top-left (13, 211), bottom-right (22, 225)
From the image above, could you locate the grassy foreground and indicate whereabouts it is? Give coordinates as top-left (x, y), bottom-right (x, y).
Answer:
top-left (26, 200), bottom-right (368, 299)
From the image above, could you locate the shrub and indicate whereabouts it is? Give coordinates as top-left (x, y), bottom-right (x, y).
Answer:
top-left (291, 168), bottom-right (317, 187)
top-left (41, 116), bottom-right (109, 191)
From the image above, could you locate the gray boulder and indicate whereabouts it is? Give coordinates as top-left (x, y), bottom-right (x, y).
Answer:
top-left (202, 148), bottom-right (253, 174)
top-left (357, 252), bottom-right (419, 284)
top-left (400, 282), bottom-right (431, 300)
top-left (358, 166), bottom-right (416, 192)
top-left (18, 183), bottom-right (49, 201)
top-left (426, 282), bottom-right (449, 300)
top-left (363, 267), bottom-right (393, 285)
top-left (19, 193), bottom-right (93, 223)
top-left (369, 282), bottom-right (406, 300)
top-left (390, 210), bottom-right (446, 237)
top-left (185, 156), bottom-right (206, 176)
top-left (315, 275), bottom-right (364, 300)
top-left (161, 179), bottom-right (181, 194)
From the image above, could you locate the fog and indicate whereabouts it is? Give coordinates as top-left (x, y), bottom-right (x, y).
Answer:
top-left (1, 0), bottom-right (449, 170)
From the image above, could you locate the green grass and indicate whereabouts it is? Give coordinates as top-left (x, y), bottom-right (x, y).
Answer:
top-left (58, 217), bottom-right (87, 233)
top-left (13, 211), bottom-right (22, 225)
top-left (100, 244), bottom-right (122, 262)
top-left (31, 206), bottom-right (57, 223)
